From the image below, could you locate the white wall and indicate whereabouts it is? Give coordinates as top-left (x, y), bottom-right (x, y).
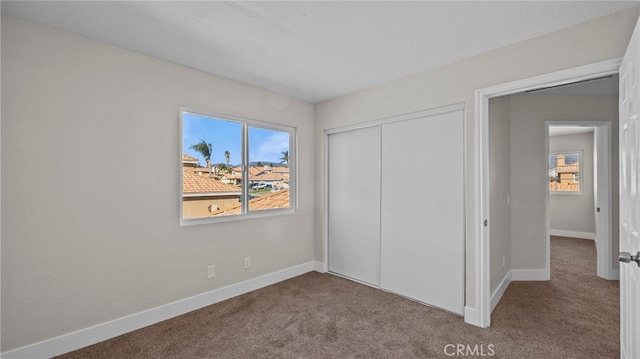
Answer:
top-left (1, 15), bottom-right (315, 352)
top-left (488, 97), bottom-right (511, 294)
top-left (508, 94), bottom-right (618, 271)
top-left (549, 132), bottom-right (596, 236)
top-left (315, 6), bottom-right (639, 309)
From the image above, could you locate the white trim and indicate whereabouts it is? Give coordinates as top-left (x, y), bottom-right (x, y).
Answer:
top-left (1, 262), bottom-right (315, 359)
top-left (549, 229), bottom-right (595, 240)
top-left (463, 306), bottom-right (480, 327)
top-left (474, 58), bottom-right (621, 329)
top-left (474, 77), bottom-right (492, 329)
top-left (490, 271), bottom-right (512, 312)
top-left (594, 124), bottom-right (614, 280)
top-left (323, 131), bottom-right (330, 276)
top-left (511, 269), bottom-right (550, 281)
top-left (314, 261), bottom-right (326, 273)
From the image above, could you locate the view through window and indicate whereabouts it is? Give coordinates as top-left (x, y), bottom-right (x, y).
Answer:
top-left (181, 108), bottom-right (294, 224)
top-left (549, 152), bottom-right (581, 193)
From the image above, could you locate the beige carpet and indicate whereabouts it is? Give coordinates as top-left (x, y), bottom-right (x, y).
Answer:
top-left (56, 236), bottom-right (619, 358)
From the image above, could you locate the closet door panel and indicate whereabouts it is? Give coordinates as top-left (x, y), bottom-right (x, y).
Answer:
top-left (380, 110), bottom-right (464, 314)
top-left (328, 126), bottom-right (381, 286)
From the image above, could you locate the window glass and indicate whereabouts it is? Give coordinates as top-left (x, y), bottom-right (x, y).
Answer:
top-left (248, 127), bottom-right (291, 212)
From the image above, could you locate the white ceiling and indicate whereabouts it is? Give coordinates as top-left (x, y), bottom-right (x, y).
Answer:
top-left (2, 1), bottom-right (638, 103)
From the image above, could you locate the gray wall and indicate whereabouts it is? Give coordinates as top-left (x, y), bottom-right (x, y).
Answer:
top-left (489, 97), bottom-right (511, 294)
top-left (1, 16), bottom-right (316, 351)
top-left (549, 132), bottom-right (596, 236)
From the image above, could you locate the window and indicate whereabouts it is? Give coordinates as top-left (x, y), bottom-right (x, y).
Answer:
top-left (549, 151), bottom-right (581, 193)
top-left (181, 107), bottom-right (295, 225)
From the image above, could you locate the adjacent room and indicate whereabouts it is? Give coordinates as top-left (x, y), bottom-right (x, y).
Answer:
top-left (2, 2), bottom-right (640, 358)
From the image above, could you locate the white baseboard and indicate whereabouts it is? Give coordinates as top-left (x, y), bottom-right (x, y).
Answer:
top-left (511, 269), bottom-right (550, 281)
top-left (314, 260), bottom-right (327, 273)
top-left (464, 306), bottom-right (480, 327)
top-left (1, 261), bottom-right (316, 359)
top-left (490, 271), bottom-right (512, 312)
top-left (610, 268), bottom-right (620, 280)
top-left (549, 229), bottom-right (594, 240)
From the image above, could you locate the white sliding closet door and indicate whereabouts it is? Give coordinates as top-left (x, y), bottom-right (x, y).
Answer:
top-left (328, 126), bottom-right (381, 286)
top-left (380, 110), bottom-right (464, 314)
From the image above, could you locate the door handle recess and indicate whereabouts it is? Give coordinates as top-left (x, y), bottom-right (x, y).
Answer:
top-left (619, 251), bottom-right (640, 266)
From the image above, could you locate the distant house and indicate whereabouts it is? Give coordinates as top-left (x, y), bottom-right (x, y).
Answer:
top-left (549, 154), bottom-right (580, 192)
top-left (182, 154), bottom-right (241, 218)
top-left (250, 172), bottom-right (289, 189)
top-left (221, 165), bottom-right (290, 188)
top-left (262, 165), bottom-right (289, 176)
top-left (219, 170), bottom-right (242, 186)
top-left (249, 165), bottom-right (290, 189)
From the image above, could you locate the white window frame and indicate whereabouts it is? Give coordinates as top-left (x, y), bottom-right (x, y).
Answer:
top-left (549, 150), bottom-right (583, 195)
top-left (180, 106), bottom-right (296, 226)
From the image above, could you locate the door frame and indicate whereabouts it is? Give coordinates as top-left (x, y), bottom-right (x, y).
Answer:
top-left (474, 58), bottom-right (621, 328)
top-left (545, 121), bottom-right (615, 280)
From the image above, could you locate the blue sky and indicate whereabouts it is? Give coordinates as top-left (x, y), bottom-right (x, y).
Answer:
top-left (182, 113), bottom-right (289, 167)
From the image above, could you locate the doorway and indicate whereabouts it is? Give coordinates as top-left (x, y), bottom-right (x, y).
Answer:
top-left (474, 58), bottom-right (621, 328)
top-left (546, 122), bottom-right (616, 281)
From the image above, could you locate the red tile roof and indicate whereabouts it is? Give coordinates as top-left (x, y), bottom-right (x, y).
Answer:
top-left (269, 166), bottom-right (290, 173)
top-left (182, 170), bottom-right (241, 194)
top-left (221, 172), bottom-right (242, 180)
top-left (183, 154), bottom-right (198, 163)
top-left (210, 188), bottom-right (290, 215)
top-left (248, 167), bottom-right (262, 176)
top-left (250, 173), bottom-right (286, 181)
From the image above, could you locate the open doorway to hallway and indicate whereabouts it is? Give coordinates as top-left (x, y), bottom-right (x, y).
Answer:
top-left (486, 72), bottom-right (620, 321)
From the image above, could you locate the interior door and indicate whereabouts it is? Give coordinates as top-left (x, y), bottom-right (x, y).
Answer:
top-left (380, 110), bottom-right (464, 315)
top-left (619, 16), bottom-right (640, 359)
top-left (328, 126), bottom-right (381, 286)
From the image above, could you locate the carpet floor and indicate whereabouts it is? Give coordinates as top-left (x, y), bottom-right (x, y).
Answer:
top-left (56, 236), bottom-right (619, 358)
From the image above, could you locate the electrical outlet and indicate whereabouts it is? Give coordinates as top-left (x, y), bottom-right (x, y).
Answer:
top-left (502, 256), bottom-right (506, 268)
top-left (244, 256), bottom-right (251, 269)
top-left (207, 265), bottom-right (215, 279)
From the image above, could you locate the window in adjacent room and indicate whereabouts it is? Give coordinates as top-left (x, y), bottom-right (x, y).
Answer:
top-left (181, 107), bottom-right (295, 225)
top-left (549, 151), bottom-right (581, 193)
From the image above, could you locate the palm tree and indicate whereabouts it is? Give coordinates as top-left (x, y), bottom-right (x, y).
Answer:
top-left (189, 139), bottom-right (213, 178)
top-left (224, 150), bottom-right (230, 166)
top-left (279, 150), bottom-right (289, 165)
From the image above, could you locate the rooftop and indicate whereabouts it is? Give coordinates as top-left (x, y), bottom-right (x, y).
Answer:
top-left (182, 170), bottom-right (241, 195)
top-left (210, 188), bottom-right (290, 216)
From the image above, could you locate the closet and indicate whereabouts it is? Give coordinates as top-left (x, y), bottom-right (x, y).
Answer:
top-left (327, 105), bottom-right (464, 315)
